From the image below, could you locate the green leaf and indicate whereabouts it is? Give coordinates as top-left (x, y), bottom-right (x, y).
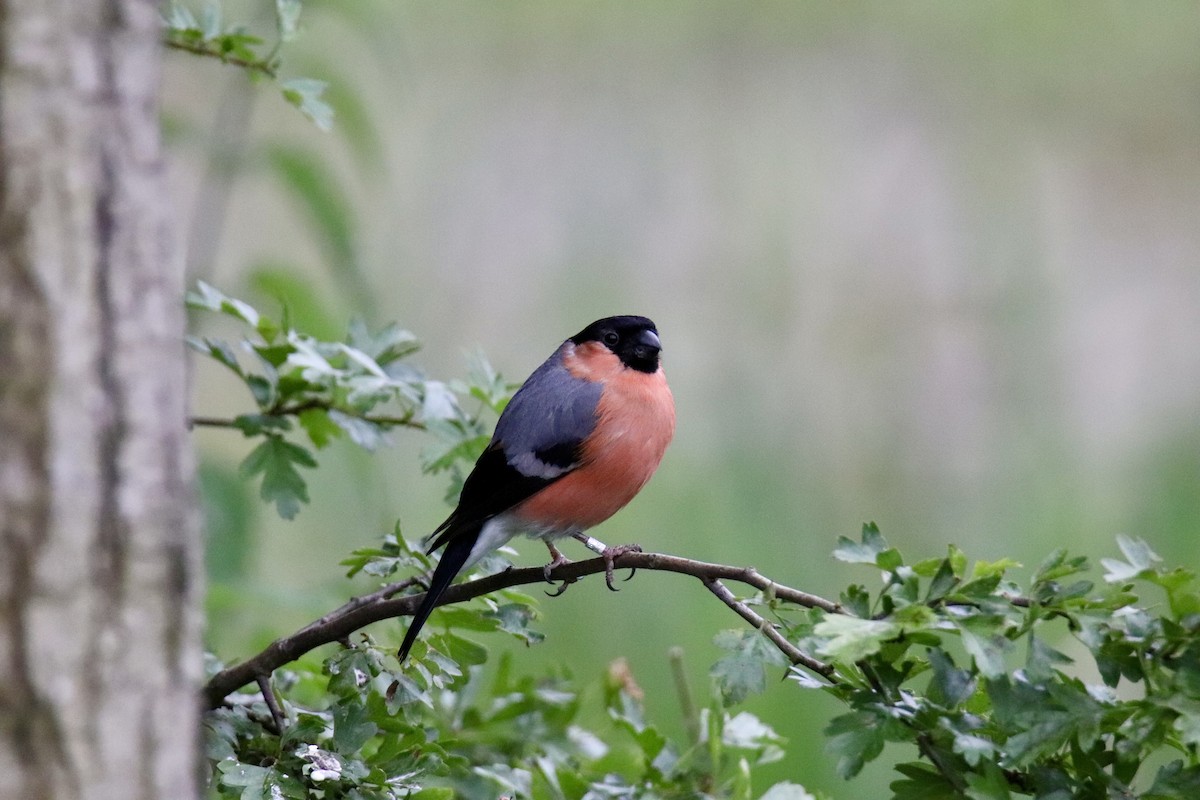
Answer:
top-left (430, 631), bottom-right (488, 667)
top-left (710, 629), bottom-right (789, 704)
top-left (281, 78), bottom-right (334, 131)
top-left (925, 558), bottom-right (960, 601)
top-left (825, 709), bottom-right (897, 779)
top-left (190, 336), bottom-right (244, 376)
top-left (832, 522), bottom-right (890, 565)
top-left (813, 615), bottom-right (900, 663)
top-left (970, 557), bottom-right (1021, 581)
top-left (297, 407), bottom-right (341, 448)
top-left (232, 414), bottom-right (291, 436)
top-left (347, 318), bottom-right (420, 365)
top-left (952, 731), bottom-right (996, 767)
top-left (1101, 534), bottom-right (1162, 583)
top-left (1025, 634), bottom-right (1073, 681)
top-left (187, 280), bottom-right (263, 328)
top-left (840, 584), bottom-right (871, 618)
top-left (327, 409), bottom-right (388, 450)
top-left (927, 648), bottom-right (975, 708)
top-left (1034, 548), bottom-right (1089, 584)
top-left (238, 435), bottom-right (316, 519)
top-left (963, 763), bottom-right (1013, 800)
top-left (408, 789), bottom-right (456, 800)
top-left (332, 700), bottom-right (378, 752)
top-left (325, 647), bottom-right (380, 698)
top-left (722, 711), bottom-right (785, 761)
top-left (1147, 760), bottom-right (1200, 799)
top-left (956, 621), bottom-right (1009, 679)
top-left (491, 603), bottom-right (545, 646)
top-left (890, 762), bottom-right (961, 800)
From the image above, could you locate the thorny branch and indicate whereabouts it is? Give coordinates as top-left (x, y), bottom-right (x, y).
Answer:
top-left (203, 550), bottom-right (844, 708)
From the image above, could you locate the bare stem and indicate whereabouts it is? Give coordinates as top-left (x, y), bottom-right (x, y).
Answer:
top-left (668, 647), bottom-right (700, 744)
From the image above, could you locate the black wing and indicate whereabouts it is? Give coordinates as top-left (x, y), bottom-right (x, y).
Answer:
top-left (424, 346), bottom-right (601, 553)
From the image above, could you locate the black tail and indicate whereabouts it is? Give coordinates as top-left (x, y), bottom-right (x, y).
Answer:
top-left (397, 527), bottom-right (479, 662)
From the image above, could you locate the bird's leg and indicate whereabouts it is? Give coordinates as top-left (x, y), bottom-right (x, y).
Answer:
top-left (542, 541), bottom-right (577, 597)
top-left (573, 533), bottom-right (643, 591)
top-left (543, 542), bottom-right (572, 581)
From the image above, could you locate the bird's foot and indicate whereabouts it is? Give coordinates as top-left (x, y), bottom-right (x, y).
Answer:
top-left (542, 543), bottom-right (577, 597)
top-left (600, 543), bottom-right (643, 591)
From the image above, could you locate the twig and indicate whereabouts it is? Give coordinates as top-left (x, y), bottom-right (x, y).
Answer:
top-left (256, 674), bottom-right (286, 732)
top-left (163, 38), bottom-right (277, 78)
top-left (204, 550), bottom-right (841, 707)
top-left (702, 577), bottom-right (836, 680)
top-left (668, 647), bottom-right (700, 744)
top-left (188, 410), bottom-right (426, 431)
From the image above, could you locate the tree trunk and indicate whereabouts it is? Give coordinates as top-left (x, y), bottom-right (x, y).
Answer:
top-left (0, 1), bottom-right (201, 798)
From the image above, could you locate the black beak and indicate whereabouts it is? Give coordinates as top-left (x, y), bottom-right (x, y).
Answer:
top-left (632, 329), bottom-right (661, 361)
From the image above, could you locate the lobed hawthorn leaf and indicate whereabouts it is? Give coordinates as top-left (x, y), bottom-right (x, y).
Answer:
top-left (927, 648), bottom-right (975, 708)
top-left (1025, 634), bottom-right (1073, 681)
top-left (832, 522), bottom-right (890, 565)
top-left (327, 409), bottom-right (388, 450)
top-left (1147, 760), bottom-right (1200, 799)
top-left (814, 614), bottom-right (900, 663)
top-left (711, 629), bottom-right (789, 704)
top-left (333, 699), bottom-right (378, 753)
top-left (491, 603), bottom-right (544, 646)
top-left (890, 762), bottom-right (961, 800)
top-left (187, 280), bottom-right (263, 328)
top-left (238, 434), bottom-right (315, 519)
top-left (956, 621), bottom-right (1009, 680)
top-left (825, 709), bottom-right (904, 779)
top-left (346, 318), bottom-right (421, 365)
top-left (840, 583), bottom-right (871, 618)
top-left (951, 730), bottom-right (996, 767)
top-left (233, 413), bottom-right (291, 436)
top-left (1034, 548), bottom-right (1089, 585)
top-left (925, 558), bottom-right (960, 601)
top-left (189, 336), bottom-right (243, 376)
top-left (1150, 567), bottom-right (1200, 618)
top-left (297, 407), bottom-right (341, 448)
top-left (969, 557), bottom-right (1021, 581)
top-left (963, 763), bottom-right (1013, 800)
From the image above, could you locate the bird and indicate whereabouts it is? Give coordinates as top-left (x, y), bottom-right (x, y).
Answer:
top-left (397, 315), bottom-right (675, 662)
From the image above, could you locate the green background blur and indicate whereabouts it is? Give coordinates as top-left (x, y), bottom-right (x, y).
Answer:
top-left (170, 2), bottom-right (1200, 795)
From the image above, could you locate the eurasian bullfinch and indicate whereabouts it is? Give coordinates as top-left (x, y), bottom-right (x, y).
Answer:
top-left (397, 316), bottom-right (675, 662)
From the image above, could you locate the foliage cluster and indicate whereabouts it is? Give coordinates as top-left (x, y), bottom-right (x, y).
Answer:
top-left (193, 291), bottom-right (1200, 800)
top-left (162, 0), bottom-right (333, 129)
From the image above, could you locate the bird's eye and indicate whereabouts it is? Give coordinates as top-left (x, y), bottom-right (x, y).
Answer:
top-left (602, 331), bottom-right (620, 347)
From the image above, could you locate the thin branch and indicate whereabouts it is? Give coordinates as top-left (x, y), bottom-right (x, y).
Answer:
top-left (702, 577), bottom-right (836, 679)
top-left (668, 647), bottom-right (700, 744)
top-left (188, 410), bottom-right (426, 431)
top-left (256, 674), bottom-right (286, 732)
top-left (204, 550), bottom-right (842, 707)
top-left (163, 38), bottom-right (277, 79)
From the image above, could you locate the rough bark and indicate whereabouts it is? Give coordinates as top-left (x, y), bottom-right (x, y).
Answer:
top-left (0, 1), bottom-right (201, 798)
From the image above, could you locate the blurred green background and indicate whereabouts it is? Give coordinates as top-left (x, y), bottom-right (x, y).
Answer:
top-left (170, 2), bottom-right (1200, 795)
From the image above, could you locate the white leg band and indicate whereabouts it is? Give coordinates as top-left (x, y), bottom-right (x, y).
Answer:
top-left (580, 535), bottom-right (607, 555)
